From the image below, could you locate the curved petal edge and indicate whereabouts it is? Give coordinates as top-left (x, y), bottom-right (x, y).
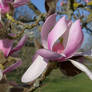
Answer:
top-left (21, 55), bottom-right (48, 83)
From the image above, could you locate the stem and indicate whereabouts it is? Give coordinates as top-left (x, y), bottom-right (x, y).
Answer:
top-left (67, 0), bottom-right (75, 19)
top-left (27, 2), bottom-right (41, 16)
top-left (6, 14), bottom-right (46, 30)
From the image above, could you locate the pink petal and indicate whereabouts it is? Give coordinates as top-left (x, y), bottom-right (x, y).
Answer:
top-left (13, 0), bottom-right (29, 8)
top-left (3, 60), bottom-right (22, 74)
top-left (41, 13), bottom-right (56, 49)
top-left (0, 2), bottom-right (10, 14)
top-left (4, 0), bottom-right (14, 3)
top-left (9, 35), bottom-right (27, 55)
top-left (63, 20), bottom-right (84, 58)
top-left (73, 49), bottom-right (92, 57)
top-left (48, 16), bottom-right (68, 50)
top-left (80, 49), bottom-right (92, 56)
top-left (62, 21), bottom-right (72, 48)
top-left (52, 42), bottom-right (64, 54)
top-left (36, 49), bottom-right (63, 60)
top-left (21, 55), bottom-right (48, 83)
top-left (0, 39), bottom-right (13, 57)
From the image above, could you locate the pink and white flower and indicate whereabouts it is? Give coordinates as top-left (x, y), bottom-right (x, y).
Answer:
top-left (0, 0), bottom-right (29, 14)
top-left (0, 34), bottom-right (27, 80)
top-left (22, 14), bottom-right (92, 83)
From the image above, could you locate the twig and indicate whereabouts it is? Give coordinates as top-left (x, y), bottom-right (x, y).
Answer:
top-left (6, 13), bottom-right (46, 30)
top-left (67, 0), bottom-right (75, 19)
top-left (27, 2), bottom-right (41, 15)
top-left (73, 1), bottom-right (92, 10)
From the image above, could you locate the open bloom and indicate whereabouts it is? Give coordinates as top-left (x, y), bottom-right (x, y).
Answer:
top-left (0, 0), bottom-right (29, 14)
top-left (22, 14), bottom-right (92, 83)
top-left (0, 34), bottom-right (27, 80)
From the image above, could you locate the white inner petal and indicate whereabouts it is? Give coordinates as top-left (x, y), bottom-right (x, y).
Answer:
top-left (69, 59), bottom-right (92, 80)
top-left (21, 55), bottom-right (48, 83)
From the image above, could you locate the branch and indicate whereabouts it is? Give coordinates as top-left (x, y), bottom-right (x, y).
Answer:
top-left (27, 2), bottom-right (41, 16)
top-left (45, 0), bottom-right (58, 17)
top-left (73, 1), bottom-right (92, 9)
top-left (67, 0), bottom-right (75, 19)
top-left (6, 13), bottom-right (46, 30)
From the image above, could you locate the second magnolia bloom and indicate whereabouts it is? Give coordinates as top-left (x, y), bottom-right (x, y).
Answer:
top-left (0, 0), bottom-right (29, 14)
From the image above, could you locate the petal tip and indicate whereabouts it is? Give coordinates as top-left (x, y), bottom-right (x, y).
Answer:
top-left (75, 19), bottom-right (81, 25)
top-left (21, 76), bottom-right (29, 83)
top-left (21, 55), bottom-right (48, 83)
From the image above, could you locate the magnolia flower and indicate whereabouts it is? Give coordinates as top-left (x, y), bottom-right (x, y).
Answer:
top-left (0, 0), bottom-right (29, 14)
top-left (0, 34), bottom-right (27, 80)
top-left (60, 1), bottom-right (63, 6)
top-left (22, 14), bottom-right (92, 83)
top-left (84, 0), bottom-right (89, 3)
